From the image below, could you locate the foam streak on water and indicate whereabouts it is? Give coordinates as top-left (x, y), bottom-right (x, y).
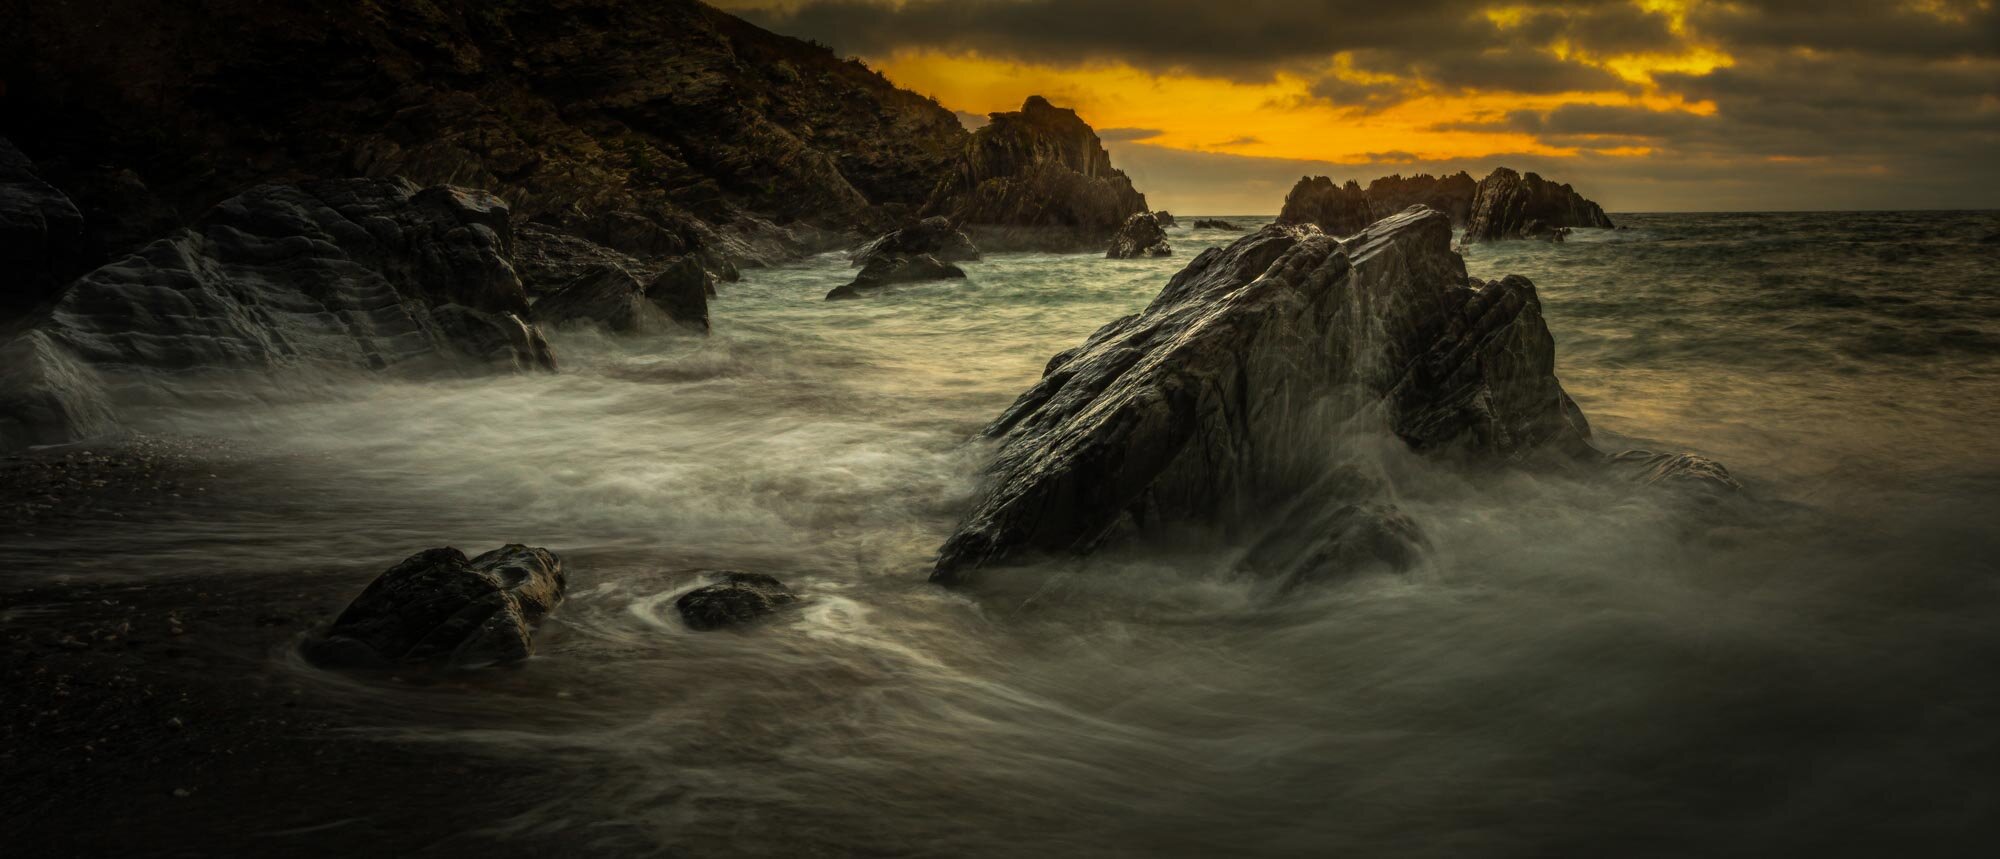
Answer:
top-left (19, 212), bottom-right (2000, 855)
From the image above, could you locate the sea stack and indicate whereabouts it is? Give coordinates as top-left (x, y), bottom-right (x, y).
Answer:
top-left (921, 95), bottom-right (1151, 252)
top-left (1462, 168), bottom-right (1615, 242)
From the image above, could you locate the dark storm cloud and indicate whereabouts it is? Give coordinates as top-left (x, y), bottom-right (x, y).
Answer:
top-left (1690, 0), bottom-right (2000, 59)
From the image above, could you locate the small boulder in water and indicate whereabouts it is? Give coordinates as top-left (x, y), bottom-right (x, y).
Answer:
top-left (646, 255), bottom-right (715, 332)
top-left (827, 254), bottom-right (966, 300)
top-left (304, 545), bottom-right (566, 669)
top-left (852, 217), bottom-right (981, 268)
top-left (1106, 212), bottom-right (1171, 259)
top-left (1191, 218), bottom-right (1242, 231)
top-left (676, 572), bottom-right (799, 630)
top-left (531, 264), bottom-right (650, 333)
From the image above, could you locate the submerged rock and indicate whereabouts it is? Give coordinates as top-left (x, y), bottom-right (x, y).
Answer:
top-left (1240, 502), bottom-right (1428, 590)
top-left (0, 137), bottom-right (85, 316)
top-left (531, 265), bottom-right (651, 333)
top-left (852, 216), bottom-right (980, 268)
top-left (304, 545), bottom-right (566, 669)
top-left (1607, 450), bottom-right (1741, 495)
top-left (1106, 212), bottom-right (1172, 259)
top-left (1191, 219), bottom-right (1242, 231)
top-left (676, 572), bottom-right (799, 630)
top-left (827, 253), bottom-right (967, 300)
top-left (921, 96), bottom-right (1150, 252)
top-left (1277, 176), bottom-right (1375, 237)
top-left (1463, 168), bottom-right (1614, 243)
top-left (932, 207), bottom-right (1598, 584)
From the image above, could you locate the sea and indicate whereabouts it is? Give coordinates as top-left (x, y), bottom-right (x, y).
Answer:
top-left (11, 211), bottom-right (2000, 856)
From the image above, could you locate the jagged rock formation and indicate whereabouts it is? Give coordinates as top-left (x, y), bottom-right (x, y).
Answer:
top-left (676, 572), bottom-right (800, 630)
top-left (1192, 219), bottom-right (1243, 231)
top-left (1463, 168), bottom-right (1615, 243)
top-left (921, 96), bottom-right (1150, 252)
top-left (530, 265), bottom-right (652, 333)
top-left (1278, 169), bottom-right (1609, 240)
top-left (0, 138), bottom-right (84, 315)
top-left (6, 0), bottom-right (973, 279)
top-left (0, 178), bottom-right (555, 449)
top-left (852, 217), bottom-right (980, 268)
top-left (303, 545), bottom-right (566, 669)
top-left (1106, 212), bottom-right (1172, 258)
top-left (827, 254), bottom-right (967, 300)
top-left (1364, 172), bottom-right (1478, 224)
top-left (1276, 177), bottom-right (1375, 237)
top-left (1153, 211), bottom-right (1178, 228)
top-left (931, 206), bottom-right (1629, 584)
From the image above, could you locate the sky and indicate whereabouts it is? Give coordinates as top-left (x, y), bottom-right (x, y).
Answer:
top-left (716, 0), bottom-right (1999, 213)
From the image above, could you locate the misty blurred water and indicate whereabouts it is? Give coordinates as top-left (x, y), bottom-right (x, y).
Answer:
top-left (14, 212), bottom-right (2000, 855)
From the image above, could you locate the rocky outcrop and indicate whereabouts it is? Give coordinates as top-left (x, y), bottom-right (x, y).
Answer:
top-left (303, 545), bottom-right (566, 669)
top-left (0, 178), bottom-right (556, 449)
top-left (852, 217), bottom-right (981, 268)
top-left (0, 138), bottom-right (85, 316)
top-left (531, 265), bottom-right (652, 333)
top-left (1277, 177), bottom-right (1374, 237)
top-left (1463, 168), bottom-right (1614, 243)
top-left (1192, 219), bottom-right (1243, 231)
top-left (1364, 172), bottom-right (1477, 224)
top-left (931, 207), bottom-right (1604, 584)
top-left (676, 572), bottom-right (799, 630)
top-left (827, 254), bottom-right (967, 300)
top-left (921, 96), bottom-right (1150, 252)
top-left (1106, 212), bottom-right (1172, 259)
top-left (8, 0), bottom-right (972, 275)
top-left (1152, 211), bottom-right (1178, 228)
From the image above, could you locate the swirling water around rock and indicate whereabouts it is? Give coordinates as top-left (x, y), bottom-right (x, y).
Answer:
top-left (8, 212), bottom-right (2000, 855)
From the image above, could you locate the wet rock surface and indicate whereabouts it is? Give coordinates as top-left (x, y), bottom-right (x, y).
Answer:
top-left (827, 254), bottom-right (967, 300)
top-left (531, 265), bottom-right (652, 333)
top-left (645, 257), bottom-right (715, 331)
top-left (1608, 449), bottom-right (1742, 495)
top-left (1191, 219), bottom-right (1242, 231)
top-left (852, 217), bottom-right (981, 268)
top-left (675, 572), bottom-right (799, 630)
top-left (922, 96), bottom-right (1150, 252)
top-left (932, 207), bottom-right (1612, 583)
top-left (1464, 167), bottom-right (1615, 243)
top-left (304, 545), bottom-right (567, 669)
top-left (1106, 212), bottom-right (1172, 258)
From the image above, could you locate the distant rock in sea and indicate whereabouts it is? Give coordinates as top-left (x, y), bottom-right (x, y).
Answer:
top-left (921, 96), bottom-right (1151, 252)
top-left (932, 205), bottom-right (1720, 585)
top-left (1106, 212), bottom-right (1172, 258)
top-left (1192, 218), bottom-right (1243, 231)
top-left (1462, 168), bottom-right (1614, 243)
top-left (1277, 169), bottom-right (1610, 241)
top-left (851, 217), bottom-right (981, 268)
top-left (1152, 211), bottom-right (1178, 228)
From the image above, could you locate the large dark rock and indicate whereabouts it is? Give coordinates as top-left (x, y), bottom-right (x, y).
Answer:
top-left (1152, 211), bottom-right (1178, 228)
top-left (1277, 176), bottom-right (1374, 237)
top-left (0, 332), bottom-right (118, 450)
top-left (531, 265), bottom-right (651, 333)
top-left (1106, 212), bottom-right (1172, 259)
top-left (10, 0), bottom-right (973, 274)
top-left (676, 572), bottom-right (799, 630)
top-left (932, 207), bottom-right (1601, 583)
top-left (0, 138), bottom-right (85, 316)
top-left (1463, 168), bottom-right (1615, 243)
top-left (304, 545), bottom-right (567, 669)
top-left (515, 223), bottom-right (648, 297)
top-left (852, 216), bottom-right (981, 268)
top-left (1191, 219), bottom-right (1242, 231)
top-left (921, 96), bottom-right (1150, 252)
top-left (0, 178), bottom-right (556, 450)
top-left (827, 254), bottom-right (967, 300)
